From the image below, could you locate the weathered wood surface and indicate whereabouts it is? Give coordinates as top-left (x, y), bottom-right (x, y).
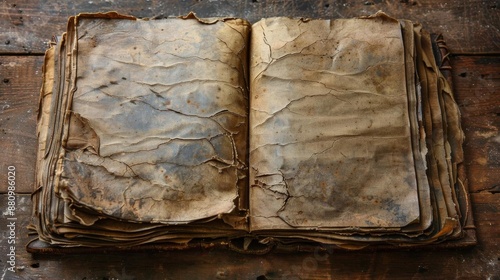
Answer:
top-left (0, 0), bottom-right (499, 54)
top-left (0, 56), bottom-right (41, 193)
top-left (0, 0), bottom-right (499, 278)
top-left (451, 55), bottom-right (500, 194)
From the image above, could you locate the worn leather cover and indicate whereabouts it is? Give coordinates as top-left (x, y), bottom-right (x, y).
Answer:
top-left (28, 11), bottom-right (475, 253)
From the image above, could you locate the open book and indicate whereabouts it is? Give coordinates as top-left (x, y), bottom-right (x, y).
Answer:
top-left (28, 11), bottom-right (475, 252)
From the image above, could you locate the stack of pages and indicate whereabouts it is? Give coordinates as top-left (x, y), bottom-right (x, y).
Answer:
top-left (29, 11), bottom-right (474, 252)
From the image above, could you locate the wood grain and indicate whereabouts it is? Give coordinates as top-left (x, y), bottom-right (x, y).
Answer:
top-left (451, 56), bottom-right (500, 193)
top-left (0, 56), bottom-right (42, 193)
top-left (0, 3), bottom-right (499, 277)
top-left (0, 0), bottom-right (499, 54)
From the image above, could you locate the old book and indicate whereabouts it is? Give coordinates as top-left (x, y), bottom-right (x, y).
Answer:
top-left (28, 11), bottom-right (475, 253)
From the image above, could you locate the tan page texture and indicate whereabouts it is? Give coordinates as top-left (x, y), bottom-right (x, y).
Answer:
top-left (249, 15), bottom-right (421, 230)
top-left (57, 15), bottom-right (251, 224)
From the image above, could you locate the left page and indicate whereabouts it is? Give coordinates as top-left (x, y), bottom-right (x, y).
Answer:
top-left (32, 13), bottom-right (251, 246)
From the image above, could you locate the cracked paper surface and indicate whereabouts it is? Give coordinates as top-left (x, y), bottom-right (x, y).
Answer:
top-left (249, 16), bottom-right (421, 230)
top-left (30, 12), bottom-right (470, 248)
top-left (58, 16), bottom-right (250, 223)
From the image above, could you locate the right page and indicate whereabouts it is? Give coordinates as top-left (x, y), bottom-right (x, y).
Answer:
top-left (249, 14), bottom-right (423, 231)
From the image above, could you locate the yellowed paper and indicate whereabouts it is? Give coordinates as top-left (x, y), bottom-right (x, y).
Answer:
top-left (249, 15), bottom-right (421, 230)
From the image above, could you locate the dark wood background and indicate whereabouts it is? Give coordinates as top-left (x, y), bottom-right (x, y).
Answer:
top-left (1, 0), bottom-right (499, 279)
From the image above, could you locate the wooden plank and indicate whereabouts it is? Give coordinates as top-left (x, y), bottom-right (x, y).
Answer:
top-left (0, 192), bottom-right (498, 279)
top-left (0, 0), bottom-right (499, 55)
top-left (451, 56), bottom-right (500, 193)
top-left (0, 56), bottom-right (42, 193)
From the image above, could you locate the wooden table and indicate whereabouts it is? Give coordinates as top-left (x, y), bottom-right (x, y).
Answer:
top-left (1, 1), bottom-right (498, 279)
